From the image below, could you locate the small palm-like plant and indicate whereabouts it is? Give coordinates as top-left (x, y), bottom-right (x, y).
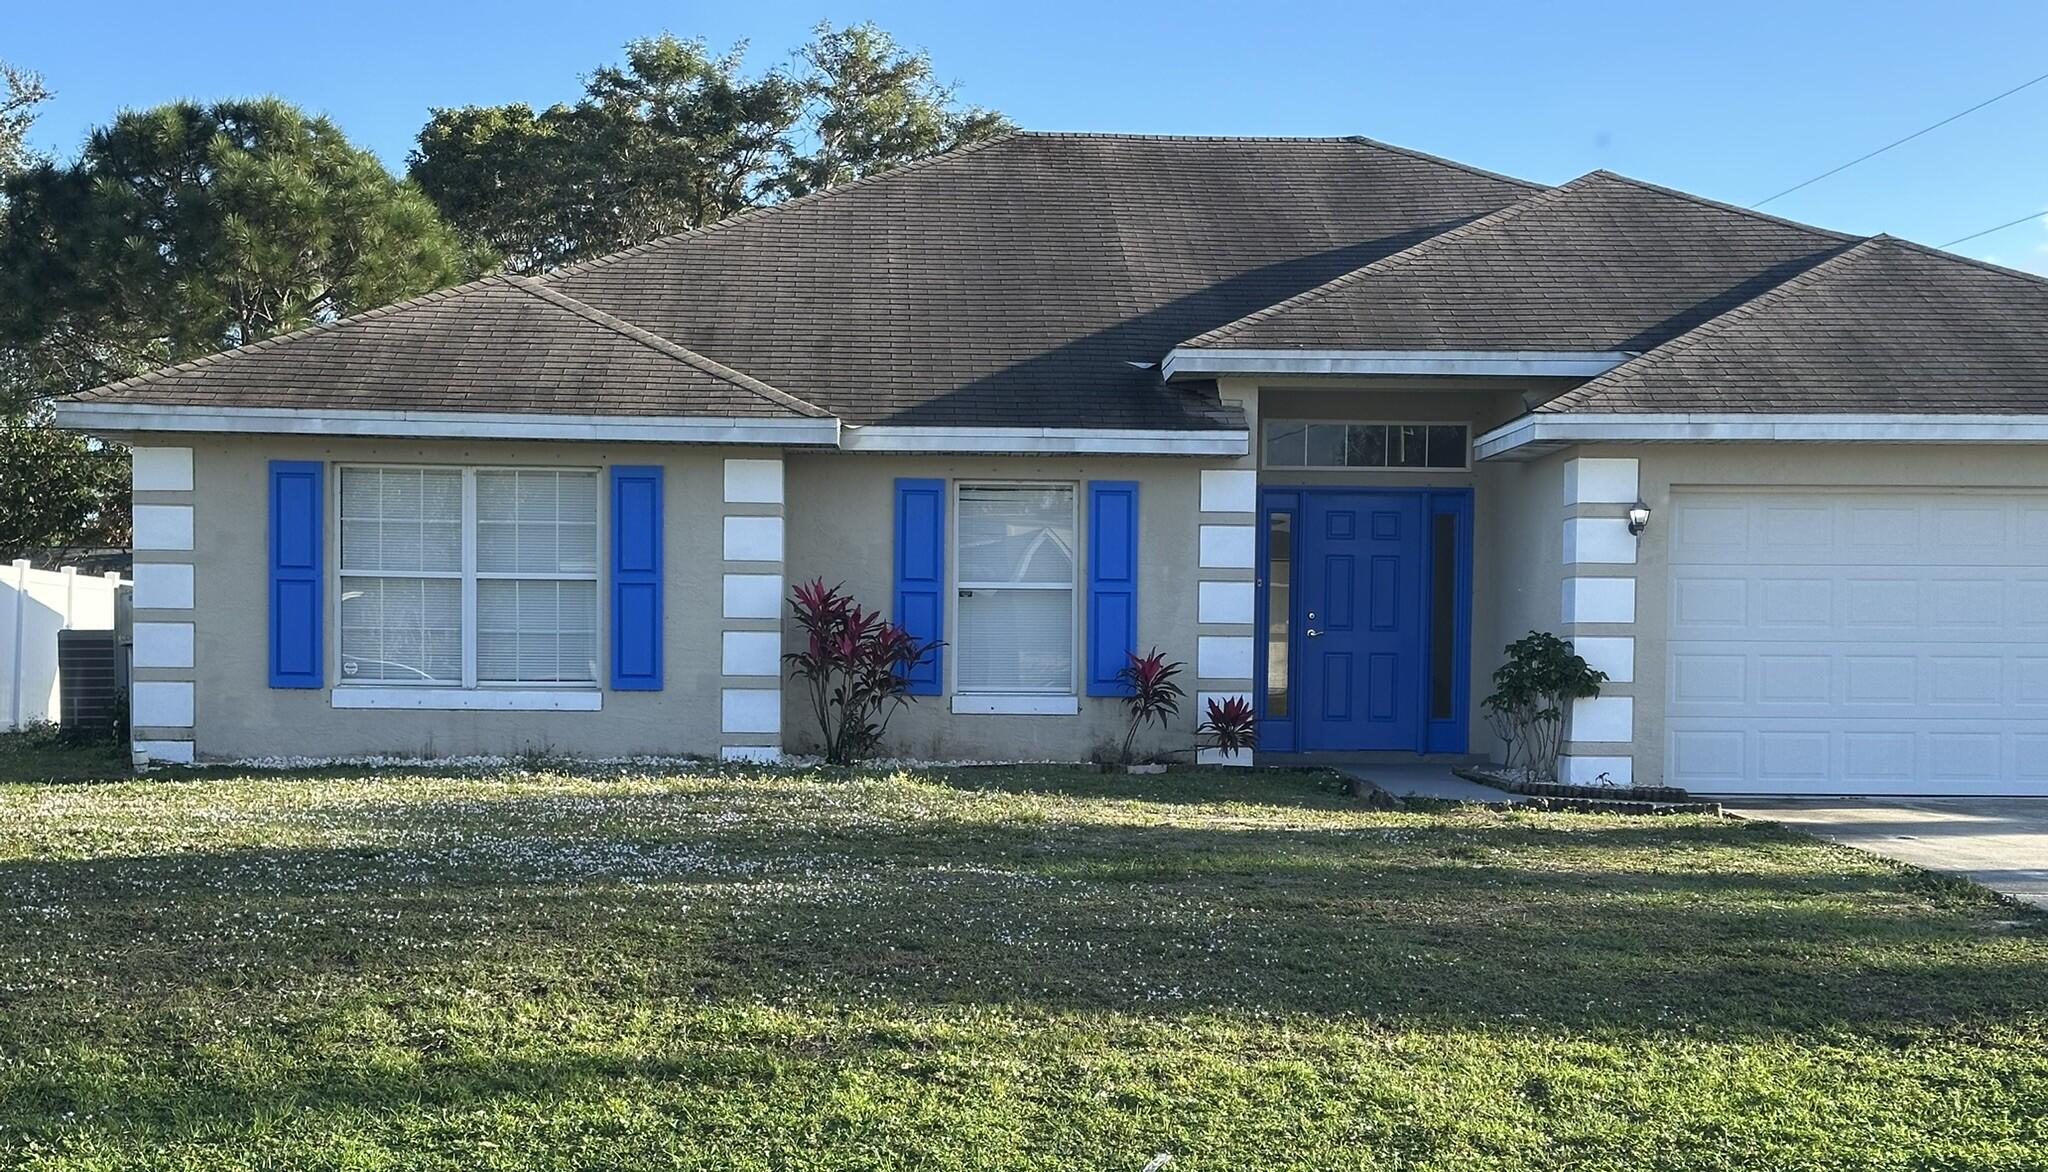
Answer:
top-left (1114, 648), bottom-right (1185, 764)
top-left (1200, 696), bottom-right (1258, 759)
top-left (785, 578), bottom-right (941, 765)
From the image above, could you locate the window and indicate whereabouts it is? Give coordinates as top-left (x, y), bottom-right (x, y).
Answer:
top-left (1264, 421), bottom-right (1468, 470)
top-left (339, 466), bottom-right (600, 687)
top-left (1264, 510), bottom-right (1291, 718)
top-left (955, 484), bottom-right (1076, 693)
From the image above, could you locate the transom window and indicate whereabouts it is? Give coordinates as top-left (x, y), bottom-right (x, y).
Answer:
top-left (955, 484), bottom-right (1076, 694)
top-left (338, 466), bottom-right (600, 687)
top-left (1264, 421), bottom-right (1469, 470)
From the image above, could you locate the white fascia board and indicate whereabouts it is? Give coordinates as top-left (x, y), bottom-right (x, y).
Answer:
top-left (840, 424), bottom-right (1248, 456)
top-left (1161, 348), bottom-right (1633, 380)
top-left (1477, 412), bottom-right (2048, 461)
top-left (52, 401), bottom-right (841, 446)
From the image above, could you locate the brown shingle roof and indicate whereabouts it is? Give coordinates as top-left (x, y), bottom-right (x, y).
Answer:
top-left (544, 132), bottom-right (1536, 428)
top-left (72, 274), bottom-right (829, 419)
top-left (1182, 171), bottom-right (1854, 354)
top-left (1538, 236), bottom-right (2048, 414)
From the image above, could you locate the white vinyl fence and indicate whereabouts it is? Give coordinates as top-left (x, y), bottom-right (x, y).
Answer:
top-left (2, 560), bottom-right (126, 731)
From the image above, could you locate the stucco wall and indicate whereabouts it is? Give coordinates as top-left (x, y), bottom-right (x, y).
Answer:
top-left (1598, 442), bottom-right (2048, 787)
top-left (781, 451), bottom-right (1207, 762)
top-left (172, 434), bottom-right (740, 760)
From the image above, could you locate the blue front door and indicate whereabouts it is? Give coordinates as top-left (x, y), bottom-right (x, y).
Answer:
top-left (1297, 491), bottom-right (1427, 751)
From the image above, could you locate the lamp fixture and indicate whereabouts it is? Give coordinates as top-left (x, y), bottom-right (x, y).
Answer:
top-left (1626, 500), bottom-right (1652, 536)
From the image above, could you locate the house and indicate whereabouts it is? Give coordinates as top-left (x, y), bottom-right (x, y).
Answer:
top-left (51, 132), bottom-right (2048, 795)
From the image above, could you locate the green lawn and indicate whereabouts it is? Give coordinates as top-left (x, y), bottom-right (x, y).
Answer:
top-left (0, 750), bottom-right (2043, 1169)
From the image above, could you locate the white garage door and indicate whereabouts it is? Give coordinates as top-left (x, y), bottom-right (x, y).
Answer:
top-left (1666, 489), bottom-right (2048, 795)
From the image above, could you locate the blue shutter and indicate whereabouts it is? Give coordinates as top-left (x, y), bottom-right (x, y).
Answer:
top-left (1087, 480), bottom-right (1139, 696)
top-left (267, 460), bottom-right (324, 688)
top-left (610, 466), bottom-right (663, 690)
top-left (893, 478), bottom-right (945, 695)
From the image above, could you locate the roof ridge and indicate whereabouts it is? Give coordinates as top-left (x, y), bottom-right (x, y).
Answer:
top-left (1536, 236), bottom-right (1882, 413)
top-left (1012, 130), bottom-right (1359, 142)
top-left (545, 130), bottom-right (1028, 281)
top-left (1880, 231), bottom-right (2048, 292)
top-left (67, 274), bottom-right (518, 401)
top-left (1180, 177), bottom-right (1590, 348)
top-left (1576, 168), bottom-right (1859, 244)
top-left (1341, 133), bottom-right (1544, 192)
top-left (509, 279), bottom-right (833, 419)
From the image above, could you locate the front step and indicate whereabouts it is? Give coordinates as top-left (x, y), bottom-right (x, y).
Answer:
top-left (1263, 751), bottom-right (1492, 768)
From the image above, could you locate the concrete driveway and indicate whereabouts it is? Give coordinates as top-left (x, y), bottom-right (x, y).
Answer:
top-left (1727, 798), bottom-right (2048, 909)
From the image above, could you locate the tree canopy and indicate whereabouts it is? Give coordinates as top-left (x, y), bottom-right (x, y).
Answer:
top-left (0, 96), bottom-right (473, 560)
top-left (411, 25), bottom-right (1014, 273)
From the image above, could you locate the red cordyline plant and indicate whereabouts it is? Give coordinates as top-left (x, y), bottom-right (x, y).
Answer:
top-left (1114, 648), bottom-right (1186, 764)
top-left (785, 579), bottom-right (941, 765)
top-left (1200, 696), bottom-right (1258, 758)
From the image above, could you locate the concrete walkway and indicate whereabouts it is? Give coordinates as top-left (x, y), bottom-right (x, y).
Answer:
top-left (1727, 798), bottom-right (2048, 909)
top-left (1334, 763), bottom-right (1524, 803)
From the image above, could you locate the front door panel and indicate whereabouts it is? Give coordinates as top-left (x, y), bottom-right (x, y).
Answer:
top-left (1298, 492), bottom-right (1425, 751)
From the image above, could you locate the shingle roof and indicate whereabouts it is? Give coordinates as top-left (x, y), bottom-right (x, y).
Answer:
top-left (1182, 171), bottom-right (1854, 354)
top-left (1538, 236), bottom-right (2048, 414)
top-left (544, 132), bottom-right (1536, 428)
top-left (73, 275), bottom-right (829, 419)
top-left (63, 135), bottom-right (2048, 433)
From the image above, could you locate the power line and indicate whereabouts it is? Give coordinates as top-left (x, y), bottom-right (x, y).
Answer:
top-left (1754, 68), bottom-right (2048, 208)
top-left (1941, 208), bottom-right (2048, 248)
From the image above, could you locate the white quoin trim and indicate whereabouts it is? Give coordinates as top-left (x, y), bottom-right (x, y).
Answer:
top-left (132, 505), bottom-right (194, 552)
top-left (1162, 348), bottom-right (1632, 381)
top-left (132, 564), bottom-right (195, 610)
top-left (53, 401), bottom-right (841, 446)
top-left (723, 459), bottom-right (785, 504)
top-left (722, 515), bottom-right (784, 562)
top-left (1564, 457), bottom-right (1639, 505)
top-left (1562, 577), bottom-right (1636, 625)
top-left (1570, 636), bottom-right (1635, 683)
top-left (130, 446), bottom-right (194, 491)
top-left (1569, 695), bottom-right (1634, 744)
top-left (839, 424), bottom-right (1248, 456)
top-left (1478, 412), bottom-right (2048, 460)
top-left (132, 622), bottom-right (195, 669)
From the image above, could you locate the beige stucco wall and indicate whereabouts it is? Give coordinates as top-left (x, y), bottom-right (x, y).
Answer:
top-left (1594, 442), bottom-right (2048, 787)
top-left (781, 451), bottom-right (1207, 762)
top-left (163, 434), bottom-right (740, 760)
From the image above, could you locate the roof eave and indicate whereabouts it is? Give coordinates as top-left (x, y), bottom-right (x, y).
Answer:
top-left (51, 401), bottom-right (843, 446)
top-left (839, 424), bottom-right (1247, 456)
top-left (1475, 411), bottom-right (2048, 461)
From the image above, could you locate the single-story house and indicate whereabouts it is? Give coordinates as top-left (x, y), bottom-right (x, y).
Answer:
top-left (53, 132), bottom-right (2048, 795)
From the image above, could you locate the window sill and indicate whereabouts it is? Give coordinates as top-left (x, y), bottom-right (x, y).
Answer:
top-left (950, 693), bottom-right (1078, 716)
top-left (331, 687), bottom-right (603, 712)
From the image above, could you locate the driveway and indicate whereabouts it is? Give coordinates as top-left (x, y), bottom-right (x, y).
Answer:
top-left (1727, 798), bottom-right (2048, 909)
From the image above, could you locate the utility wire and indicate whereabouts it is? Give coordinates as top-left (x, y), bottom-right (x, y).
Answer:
top-left (1941, 208), bottom-right (2048, 248)
top-left (1754, 68), bottom-right (2048, 208)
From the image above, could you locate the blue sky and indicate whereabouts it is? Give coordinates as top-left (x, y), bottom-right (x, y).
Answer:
top-left (12, 0), bottom-right (2048, 270)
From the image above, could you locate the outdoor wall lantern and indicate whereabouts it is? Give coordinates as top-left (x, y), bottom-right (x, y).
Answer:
top-left (1626, 500), bottom-right (1652, 536)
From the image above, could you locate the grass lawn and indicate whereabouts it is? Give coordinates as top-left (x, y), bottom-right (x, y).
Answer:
top-left (1, 749), bottom-right (2044, 1169)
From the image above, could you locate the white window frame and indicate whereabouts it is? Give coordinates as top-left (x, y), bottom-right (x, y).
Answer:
top-left (334, 463), bottom-right (602, 691)
top-left (950, 480), bottom-right (1080, 706)
top-left (1262, 419), bottom-right (1471, 471)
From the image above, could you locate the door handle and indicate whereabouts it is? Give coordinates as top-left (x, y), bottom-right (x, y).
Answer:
top-left (1305, 628), bottom-right (1321, 638)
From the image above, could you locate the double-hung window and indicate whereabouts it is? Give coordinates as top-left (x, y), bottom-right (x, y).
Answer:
top-left (955, 484), bottom-right (1076, 694)
top-left (338, 466), bottom-right (600, 688)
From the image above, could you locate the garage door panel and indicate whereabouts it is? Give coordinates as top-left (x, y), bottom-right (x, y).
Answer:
top-left (1667, 490), bottom-right (2048, 796)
